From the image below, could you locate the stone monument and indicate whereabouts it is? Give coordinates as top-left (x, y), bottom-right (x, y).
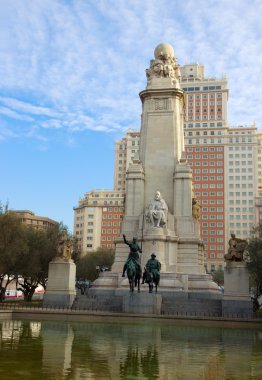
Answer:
top-left (92, 43), bottom-right (219, 302)
top-left (222, 234), bottom-right (253, 317)
top-left (43, 229), bottom-right (76, 307)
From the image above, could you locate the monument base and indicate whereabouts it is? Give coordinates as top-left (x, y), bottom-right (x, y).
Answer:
top-left (123, 293), bottom-right (162, 314)
top-left (43, 258), bottom-right (76, 308)
top-left (222, 261), bottom-right (253, 318)
top-left (91, 271), bottom-right (220, 295)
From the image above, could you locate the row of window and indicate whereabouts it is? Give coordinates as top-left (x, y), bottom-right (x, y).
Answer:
top-left (202, 207), bottom-right (223, 212)
top-left (186, 108), bottom-right (222, 113)
top-left (228, 176), bottom-right (253, 180)
top-left (186, 131), bottom-right (223, 137)
top-left (228, 161), bottom-right (253, 166)
top-left (194, 169), bottom-right (223, 174)
top-left (102, 229), bottom-right (118, 234)
top-left (229, 146), bottom-right (253, 151)
top-left (229, 138), bottom-right (253, 143)
top-left (228, 154), bottom-right (253, 158)
top-left (185, 122), bottom-right (223, 128)
top-left (192, 161), bottom-right (223, 166)
top-left (187, 101), bottom-right (222, 106)
top-left (186, 115), bottom-right (222, 121)
top-left (229, 192), bottom-right (254, 197)
top-left (195, 195), bottom-right (223, 203)
top-left (229, 200), bottom-right (253, 205)
top-left (229, 184), bottom-right (253, 189)
top-left (229, 230), bottom-right (251, 236)
top-left (202, 215), bottom-right (223, 220)
top-left (202, 222), bottom-right (223, 226)
top-left (194, 184), bottom-right (223, 189)
top-left (229, 207), bottom-right (254, 212)
top-left (187, 146), bottom-right (223, 152)
top-left (229, 215), bottom-right (254, 219)
top-left (102, 214), bottom-right (122, 219)
top-left (203, 237), bottom-right (224, 242)
top-left (92, 200), bottom-right (124, 205)
top-left (184, 89), bottom-right (222, 94)
top-left (228, 168), bottom-right (253, 173)
top-left (195, 176), bottom-right (223, 181)
top-left (202, 230), bottom-right (223, 235)
top-left (102, 221), bottom-right (121, 226)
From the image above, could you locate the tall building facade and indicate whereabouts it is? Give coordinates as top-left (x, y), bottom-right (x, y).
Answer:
top-left (255, 131), bottom-right (262, 223)
top-left (74, 190), bottom-right (125, 254)
top-left (114, 130), bottom-right (140, 191)
top-left (180, 64), bottom-right (258, 271)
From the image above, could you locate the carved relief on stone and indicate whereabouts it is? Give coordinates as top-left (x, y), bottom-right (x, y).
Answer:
top-left (145, 190), bottom-right (168, 228)
top-left (155, 98), bottom-right (168, 110)
top-left (145, 43), bottom-right (181, 86)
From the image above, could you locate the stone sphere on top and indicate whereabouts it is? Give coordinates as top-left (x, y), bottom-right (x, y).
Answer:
top-left (154, 43), bottom-right (175, 60)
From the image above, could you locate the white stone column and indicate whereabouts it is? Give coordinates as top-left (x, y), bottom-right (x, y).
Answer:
top-left (173, 153), bottom-right (194, 237)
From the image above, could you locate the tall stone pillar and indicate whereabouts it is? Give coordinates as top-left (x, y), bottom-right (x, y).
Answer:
top-left (173, 152), bottom-right (194, 237)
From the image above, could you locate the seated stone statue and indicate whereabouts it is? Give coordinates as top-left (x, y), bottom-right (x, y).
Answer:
top-left (145, 191), bottom-right (168, 228)
top-left (224, 233), bottom-right (248, 262)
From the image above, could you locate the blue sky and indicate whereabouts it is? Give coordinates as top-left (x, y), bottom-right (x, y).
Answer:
top-left (0, 0), bottom-right (261, 232)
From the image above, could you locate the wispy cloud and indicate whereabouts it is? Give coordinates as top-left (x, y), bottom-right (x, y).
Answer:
top-left (0, 0), bottom-right (261, 145)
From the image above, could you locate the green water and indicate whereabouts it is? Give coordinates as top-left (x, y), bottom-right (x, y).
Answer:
top-left (0, 319), bottom-right (261, 380)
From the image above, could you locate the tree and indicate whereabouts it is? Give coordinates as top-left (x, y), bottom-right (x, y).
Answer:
top-left (212, 270), bottom-right (224, 286)
top-left (0, 207), bottom-right (27, 299)
top-left (76, 248), bottom-right (115, 283)
top-left (15, 225), bottom-right (59, 301)
top-left (247, 232), bottom-right (262, 309)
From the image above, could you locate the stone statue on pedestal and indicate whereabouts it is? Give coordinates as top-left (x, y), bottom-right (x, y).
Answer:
top-left (145, 191), bottom-right (168, 228)
top-left (146, 43), bottom-right (181, 86)
top-left (122, 234), bottom-right (142, 278)
top-left (56, 229), bottom-right (73, 262)
top-left (192, 198), bottom-right (201, 220)
top-left (224, 233), bottom-right (248, 262)
top-left (142, 253), bottom-right (161, 293)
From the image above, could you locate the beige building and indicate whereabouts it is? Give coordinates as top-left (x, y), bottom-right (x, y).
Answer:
top-left (180, 64), bottom-right (259, 272)
top-left (14, 210), bottom-right (58, 230)
top-left (74, 190), bottom-right (125, 254)
top-left (114, 130), bottom-right (140, 191)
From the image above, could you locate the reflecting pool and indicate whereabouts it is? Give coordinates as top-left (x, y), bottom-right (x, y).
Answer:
top-left (0, 319), bottom-right (261, 379)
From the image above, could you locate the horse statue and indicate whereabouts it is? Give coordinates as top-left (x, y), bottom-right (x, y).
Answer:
top-left (126, 258), bottom-right (141, 293)
top-left (142, 267), bottom-right (160, 293)
top-left (142, 253), bottom-right (161, 293)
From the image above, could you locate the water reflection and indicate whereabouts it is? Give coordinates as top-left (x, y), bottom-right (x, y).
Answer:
top-left (0, 319), bottom-right (261, 379)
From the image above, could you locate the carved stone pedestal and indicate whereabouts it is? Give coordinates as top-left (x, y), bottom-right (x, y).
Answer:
top-left (222, 262), bottom-right (253, 318)
top-left (43, 258), bottom-right (76, 308)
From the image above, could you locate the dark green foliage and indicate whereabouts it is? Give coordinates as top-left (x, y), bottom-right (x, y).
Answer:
top-left (212, 270), bottom-right (224, 286)
top-left (76, 249), bottom-right (115, 282)
top-left (0, 209), bottom-right (28, 295)
top-left (0, 204), bottom-right (65, 301)
top-left (15, 225), bottom-right (59, 301)
top-left (247, 237), bottom-right (262, 302)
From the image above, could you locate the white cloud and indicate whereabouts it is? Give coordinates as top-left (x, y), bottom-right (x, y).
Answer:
top-left (0, 0), bottom-right (261, 145)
